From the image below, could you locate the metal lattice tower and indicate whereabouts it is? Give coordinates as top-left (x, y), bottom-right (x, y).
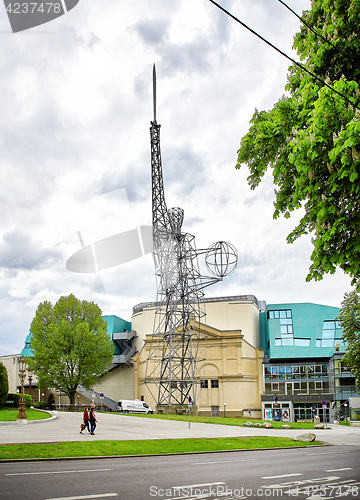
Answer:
top-left (145, 65), bottom-right (238, 407)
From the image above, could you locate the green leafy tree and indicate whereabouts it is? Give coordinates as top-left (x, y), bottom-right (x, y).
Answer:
top-left (337, 289), bottom-right (360, 386)
top-left (28, 294), bottom-right (114, 408)
top-left (236, 0), bottom-right (360, 287)
top-left (0, 362), bottom-right (9, 408)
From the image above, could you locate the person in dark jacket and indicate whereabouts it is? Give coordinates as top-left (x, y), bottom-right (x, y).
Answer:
top-left (89, 404), bottom-right (97, 435)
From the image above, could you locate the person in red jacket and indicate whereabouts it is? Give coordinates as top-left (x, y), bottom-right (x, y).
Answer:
top-left (80, 408), bottom-right (90, 434)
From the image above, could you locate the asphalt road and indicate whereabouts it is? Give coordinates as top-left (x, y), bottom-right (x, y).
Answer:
top-left (1, 412), bottom-right (360, 446)
top-left (1, 445), bottom-right (359, 500)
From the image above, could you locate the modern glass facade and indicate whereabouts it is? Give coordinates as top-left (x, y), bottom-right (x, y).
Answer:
top-left (264, 361), bottom-right (329, 396)
top-left (260, 302), bottom-right (358, 423)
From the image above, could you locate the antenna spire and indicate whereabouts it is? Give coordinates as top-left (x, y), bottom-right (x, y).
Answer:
top-left (153, 63), bottom-right (157, 123)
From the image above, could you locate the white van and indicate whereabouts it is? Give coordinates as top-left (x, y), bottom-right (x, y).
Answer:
top-left (117, 399), bottom-right (153, 414)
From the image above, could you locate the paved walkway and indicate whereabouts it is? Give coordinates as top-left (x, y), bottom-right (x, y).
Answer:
top-left (1, 412), bottom-right (360, 446)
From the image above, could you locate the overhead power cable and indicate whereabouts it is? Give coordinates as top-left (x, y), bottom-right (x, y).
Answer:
top-left (208, 0), bottom-right (359, 111)
top-left (277, 0), bottom-right (338, 52)
top-left (277, 0), bottom-right (353, 65)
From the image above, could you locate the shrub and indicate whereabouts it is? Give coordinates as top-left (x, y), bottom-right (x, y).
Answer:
top-left (4, 393), bottom-right (20, 408)
top-left (47, 392), bottom-right (56, 410)
top-left (4, 393), bottom-right (32, 408)
top-left (33, 400), bottom-right (48, 410)
top-left (24, 394), bottom-right (32, 408)
top-left (0, 363), bottom-right (9, 408)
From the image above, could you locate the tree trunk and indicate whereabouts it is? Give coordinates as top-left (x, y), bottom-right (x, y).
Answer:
top-left (69, 391), bottom-right (76, 411)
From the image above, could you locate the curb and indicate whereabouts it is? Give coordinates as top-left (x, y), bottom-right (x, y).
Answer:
top-left (0, 411), bottom-right (57, 426)
top-left (0, 443), bottom-right (330, 463)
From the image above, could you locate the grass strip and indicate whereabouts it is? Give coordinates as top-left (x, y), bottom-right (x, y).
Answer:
top-left (0, 436), bottom-right (321, 460)
top-left (0, 408), bottom-right (51, 422)
top-left (116, 413), bottom-right (316, 430)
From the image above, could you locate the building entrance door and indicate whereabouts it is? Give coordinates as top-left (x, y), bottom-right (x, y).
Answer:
top-left (293, 403), bottom-right (329, 422)
top-left (211, 406), bottom-right (219, 417)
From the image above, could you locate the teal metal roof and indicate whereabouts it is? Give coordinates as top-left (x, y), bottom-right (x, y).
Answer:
top-left (261, 302), bottom-right (343, 360)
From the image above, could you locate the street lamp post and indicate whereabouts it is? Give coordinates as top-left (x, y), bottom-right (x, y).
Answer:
top-left (17, 356), bottom-right (27, 420)
top-left (78, 395), bottom-right (80, 411)
top-left (224, 403), bottom-right (226, 418)
top-left (28, 374), bottom-right (33, 398)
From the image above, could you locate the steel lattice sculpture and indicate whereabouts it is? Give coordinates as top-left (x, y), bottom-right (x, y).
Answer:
top-left (145, 65), bottom-right (238, 409)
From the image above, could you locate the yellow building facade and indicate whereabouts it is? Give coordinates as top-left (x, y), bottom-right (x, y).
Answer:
top-left (131, 295), bottom-right (264, 417)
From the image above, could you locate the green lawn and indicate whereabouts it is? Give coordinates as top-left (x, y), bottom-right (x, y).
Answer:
top-left (115, 412), bottom-right (316, 430)
top-left (0, 408), bottom-right (51, 422)
top-left (0, 436), bottom-right (321, 460)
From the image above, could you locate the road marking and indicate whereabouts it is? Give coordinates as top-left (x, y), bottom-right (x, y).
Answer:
top-left (308, 451), bottom-right (351, 456)
top-left (192, 459), bottom-right (257, 465)
top-left (289, 479), bottom-right (359, 496)
top-left (305, 496), bottom-right (333, 499)
top-left (262, 473), bottom-right (303, 479)
top-left (46, 495), bottom-right (117, 500)
top-left (262, 476), bottom-right (340, 489)
top-left (6, 469), bottom-right (113, 476)
top-left (166, 482), bottom-right (227, 500)
top-left (325, 468), bottom-right (353, 472)
top-left (171, 482), bottom-right (226, 489)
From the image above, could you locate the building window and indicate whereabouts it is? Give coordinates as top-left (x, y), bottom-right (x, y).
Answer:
top-left (270, 309), bottom-right (312, 347)
top-left (281, 337), bottom-right (294, 346)
top-left (200, 380), bottom-right (208, 389)
top-left (211, 380), bottom-right (219, 389)
top-left (268, 309), bottom-right (292, 320)
top-left (281, 324), bottom-right (293, 334)
top-left (294, 338), bottom-right (311, 346)
top-left (316, 320), bottom-right (343, 348)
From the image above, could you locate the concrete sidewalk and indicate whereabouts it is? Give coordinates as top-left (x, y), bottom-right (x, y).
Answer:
top-left (1, 412), bottom-right (360, 446)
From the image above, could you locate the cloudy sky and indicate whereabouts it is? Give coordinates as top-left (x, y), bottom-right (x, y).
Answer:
top-left (0, 0), bottom-right (352, 356)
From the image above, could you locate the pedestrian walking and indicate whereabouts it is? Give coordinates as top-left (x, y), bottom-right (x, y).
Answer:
top-left (80, 408), bottom-right (90, 434)
top-left (89, 404), bottom-right (97, 435)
